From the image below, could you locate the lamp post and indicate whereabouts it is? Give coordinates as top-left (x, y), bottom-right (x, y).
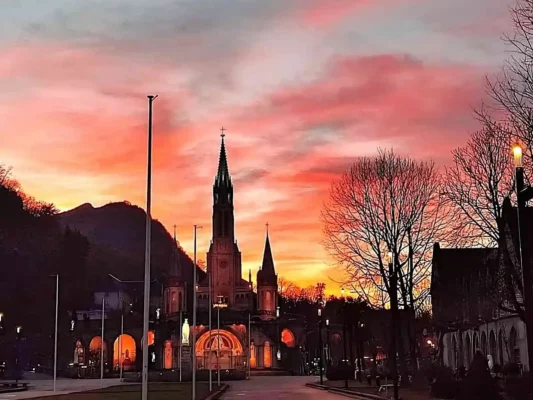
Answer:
top-left (142, 94), bottom-right (158, 400)
top-left (513, 145), bottom-right (533, 374)
top-left (52, 274), bottom-right (59, 392)
top-left (208, 272), bottom-right (212, 392)
top-left (387, 251), bottom-right (399, 400)
top-left (213, 296), bottom-right (227, 387)
top-left (192, 224), bottom-right (202, 400)
top-left (326, 319), bottom-right (330, 365)
top-left (318, 308), bottom-right (323, 385)
top-left (342, 304), bottom-right (348, 389)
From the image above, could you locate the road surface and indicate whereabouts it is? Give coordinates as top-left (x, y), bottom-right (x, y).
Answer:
top-left (0, 377), bottom-right (124, 399)
top-left (222, 376), bottom-right (351, 400)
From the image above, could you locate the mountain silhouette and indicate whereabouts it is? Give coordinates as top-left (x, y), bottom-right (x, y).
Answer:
top-left (59, 201), bottom-right (205, 289)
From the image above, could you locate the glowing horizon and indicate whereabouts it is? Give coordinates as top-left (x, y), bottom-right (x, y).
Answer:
top-left (0, 0), bottom-right (512, 294)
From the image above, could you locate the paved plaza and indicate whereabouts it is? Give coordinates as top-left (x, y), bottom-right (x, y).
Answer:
top-left (0, 376), bottom-right (124, 399)
top-left (222, 376), bottom-right (351, 400)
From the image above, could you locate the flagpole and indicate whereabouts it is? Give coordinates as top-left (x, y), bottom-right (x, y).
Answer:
top-left (248, 312), bottom-right (251, 380)
top-left (179, 311), bottom-right (182, 382)
top-left (209, 272), bottom-right (212, 391)
top-left (100, 298), bottom-right (105, 388)
top-left (53, 274), bottom-right (59, 392)
top-left (119, 314), bottom-right (124, 381)
top-left (142, 94), bottom-right (157, 400)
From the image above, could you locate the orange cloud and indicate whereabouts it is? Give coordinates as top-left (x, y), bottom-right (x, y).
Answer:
top-left (0, 39), bottom-right (491, 295)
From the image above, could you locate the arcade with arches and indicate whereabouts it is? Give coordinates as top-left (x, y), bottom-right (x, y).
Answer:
top-left (195, 329), bottom-right (245, 370)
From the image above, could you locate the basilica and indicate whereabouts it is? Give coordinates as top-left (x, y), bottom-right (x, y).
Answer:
top-left (64, 134), bottom-right (305, 378)
top-left (161, 133), bottom-right (293, 374)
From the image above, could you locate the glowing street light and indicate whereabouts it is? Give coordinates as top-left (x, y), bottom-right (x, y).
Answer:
top-left (513, 145), bottom-right (523, 167)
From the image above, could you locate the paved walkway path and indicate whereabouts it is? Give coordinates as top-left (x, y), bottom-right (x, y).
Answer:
top-left (0, 378), bottom-right (124, 399)
top-left (222, 376), bottom-right (352, 400)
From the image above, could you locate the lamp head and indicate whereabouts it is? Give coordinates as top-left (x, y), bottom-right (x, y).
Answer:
top-left (513, 145), bottom-right (523, 167)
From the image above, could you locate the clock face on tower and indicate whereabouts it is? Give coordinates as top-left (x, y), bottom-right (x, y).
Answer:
top-left (220, 260), bottom-right (228, 269)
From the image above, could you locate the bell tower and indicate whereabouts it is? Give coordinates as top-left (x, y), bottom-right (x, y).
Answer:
top-left (205, 130), bottom-right (242, 307)
top-left (257, 223), bottom-right (278, 319)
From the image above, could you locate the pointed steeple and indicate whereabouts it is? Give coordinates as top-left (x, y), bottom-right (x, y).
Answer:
top-left (215, 128), bottom-right (231, 187)
top-left (257, 223), bottom-right (277, 287)
top-left (261, 224), bottom-right (276, 276)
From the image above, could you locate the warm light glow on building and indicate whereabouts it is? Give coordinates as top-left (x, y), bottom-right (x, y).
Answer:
top-left (148, 330), bottom-right (155, 346)
top-left (250, 343), bottom-right (257, 368)
top-left (264, 341), bottom-right (272, 368)
top-left (113, 334), bottom-right (136, 370)
top-left (281, 329), bottom-right (296, 348)
top-left (164, 340), bottom-right (173, 369)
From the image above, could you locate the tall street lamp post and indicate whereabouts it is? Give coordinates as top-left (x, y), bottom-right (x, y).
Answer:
top-left (326, 319), bottom-right (330, 365)
top-left (142, 94), bottom-right (158, 400)
top-left (318, 308), bottom-right (323, 385)
top-left (513, 145), bottom-right (533, 374)
top-left (192, 224), bottom-right (202, 400)
top-left (214, 295), bottom-right (227, 387)
top-left (387, 251), bottom-right (399, 400)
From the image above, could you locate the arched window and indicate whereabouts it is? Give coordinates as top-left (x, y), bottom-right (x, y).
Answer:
top-left (489, 330), bottom-right (497, 364)
top-left (113, 334), bottom-right (136, 371)
top-left (451, 335), bottom-right (457, 369)
top-left (510, 327), bottom-right (519, 363)
top-left (498, 330), bottom-right (505, 365)
top-left (264, 341), bottom-right (272, 368)
top-left (465, 333), bottom-right (472, 366)
top-left (89, 336), bottom-right (107, 365)
top-left (164, 340), bottom-right (173, 369)
top-left (481, 331), bottom-right (487, 357)
top-left (281, 329), bottom-right (296, 348)
top-left (178, 292), bottom-right (183, 311)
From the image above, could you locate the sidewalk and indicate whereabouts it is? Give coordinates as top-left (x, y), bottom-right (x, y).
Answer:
top-left (308, 379), bottom-right (434, 400)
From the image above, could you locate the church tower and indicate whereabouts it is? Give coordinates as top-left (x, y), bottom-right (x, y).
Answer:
top-left (164, 227), bottom-right (186, 315)
top-left (203, 131), bottom-right (244, 308)
top-left (257, 225), bottom-right (278, 319)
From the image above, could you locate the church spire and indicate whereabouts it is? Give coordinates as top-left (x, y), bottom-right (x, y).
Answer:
top-left (215, 127), bottom-right (231, 187)
top-left (260, 223), bottom-right (276, 277)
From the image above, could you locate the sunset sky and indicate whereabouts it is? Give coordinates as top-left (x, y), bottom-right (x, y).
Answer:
top-left (0, 0), bottom-right (512, 293)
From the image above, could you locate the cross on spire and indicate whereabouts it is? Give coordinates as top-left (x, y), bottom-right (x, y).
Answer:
top-left (266, 222), bottom-right (269, 236)
top-left (220, 126), bottom-right (226, 138)
top-left (173, 224), bottom-right (177, 241)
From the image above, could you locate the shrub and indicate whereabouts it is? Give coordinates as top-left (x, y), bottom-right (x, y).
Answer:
top-left (502, 362), bottom-right (521, 376)
top-left (326, 364), bottom-right (353, 381)
top-left (505, 372), bottom-right (531, 400)
top-left (430, 365), bottom-right (457, 399)
top-left (457, 352), bottom-right (502, 400)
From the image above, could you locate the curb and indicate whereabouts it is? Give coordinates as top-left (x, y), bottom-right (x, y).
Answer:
top-left (306, 383), bottom-right (384, 400)
top-left (205, 383), bottom-right (230, 400)
top-left (329, 387), bottom-right (383, 400)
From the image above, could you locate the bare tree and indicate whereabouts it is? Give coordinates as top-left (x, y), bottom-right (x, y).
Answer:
top-left (443, 117), bottom-right (515, 247)
top-left (0, 164), bottom-right (20, 191)
top-left (278, 276), bottom-right (297, 299)
top-left (322, 149), bottom-right (446, 313)
top-left (487, 0), bottom-right (533, 160)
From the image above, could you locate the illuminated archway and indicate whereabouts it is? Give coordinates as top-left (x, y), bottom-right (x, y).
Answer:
top-left (195, 329), bottom-right (244, 370)
top-left (140, 330), bottom-right (155, 349)
top-left (89, 336), bottom-right (107, 365)
top-left (164, 340), bottom-right (173, 369)
top-left (281, 329), bottom-right (295, 348)
top-left (250, 343), bottom-right (257, 368)
top-left (113, 334), bottom-right (136, 371)
top-left (264, 341), bottom-right (272, 368)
